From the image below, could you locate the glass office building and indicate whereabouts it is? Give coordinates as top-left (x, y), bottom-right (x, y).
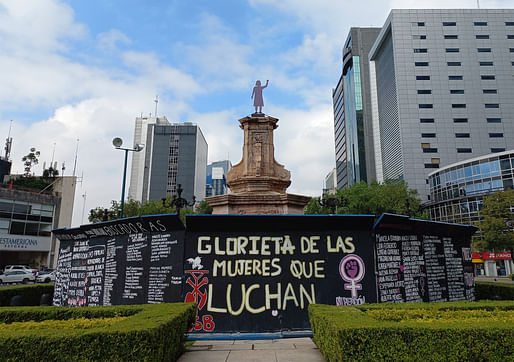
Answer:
top-left (427, 150), bottom-right (513, 224)
top-left (333, 28), bottom-right (381, 189)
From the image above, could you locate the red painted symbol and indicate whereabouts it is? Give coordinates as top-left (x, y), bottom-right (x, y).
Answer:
top-left (184, 270), bottom-right (209, 310)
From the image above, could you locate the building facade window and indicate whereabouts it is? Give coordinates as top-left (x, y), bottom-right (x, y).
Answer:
top-left (443, 22), bottom-right (457, 26)
top-left (419, 104), bottom-right (433, 108)
top-left (457, 148), bottom-right (472, 153)
top-left (449, 75), bottom-right (463, 80)
top-left (491, 148), bottom-right (505, 153)
top-left (420, 118), bottom-right (435, 123)
top-left (452, 104), bottom-right (466, 108)
top-left (480, 61), bottom-right (493, 66)
top-left (487, 118), bottom-right (501, 123)
top-left (481, 75), bottom-right (495, 80)
top-left (453, 118), bottom-right (468, 123)
top-left (508, 35), bottom-right (514, 39)
top-left (422, 133), bottom-right (436, 138)
top-left (456, 133), bottom-right (470, 138)
top-left (489, 133), bottom-right (504, 138)
top-left (417, 89), bottom-right (431, 94)
top-left (413, 35), bottom-right (427, 39)
top-left (483, 89), bottom-right (497, 94)
top-left (447, 62), bottom-right (461, 66)
top-left (476, 35), bottom-right (490, 39)
top-left (446, 48), bottom-right (460, 52)
top-left (477, 48), bottom-right (491, 52)
top-left (414, 48), bottom-right (428, 53)
top-left (485, 103), bottom-right (499, 108)
top-left (415, 62), bottom-right (429, 66)
top-left (444, 35), bottom-right (458, 39)
top-left (417, 75), bottom-right (430, 80)
top-left (450, 89), bottom-right (464, 94)
top-left (474, 21), bottom-right (488, 26)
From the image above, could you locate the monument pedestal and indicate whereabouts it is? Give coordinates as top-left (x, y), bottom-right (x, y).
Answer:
top-left (206, 114), bottom-right (310, 214)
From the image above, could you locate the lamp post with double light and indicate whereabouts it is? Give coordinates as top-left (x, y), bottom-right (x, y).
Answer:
top-left (112, 137), bottom-right (144, 218)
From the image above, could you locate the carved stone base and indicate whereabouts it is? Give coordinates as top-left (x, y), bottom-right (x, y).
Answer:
top-left (206, 193), bottom-right (311, 215)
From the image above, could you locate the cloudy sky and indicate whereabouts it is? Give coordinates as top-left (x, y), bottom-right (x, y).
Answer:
top-left (1, 0), bottom-right (512, 226)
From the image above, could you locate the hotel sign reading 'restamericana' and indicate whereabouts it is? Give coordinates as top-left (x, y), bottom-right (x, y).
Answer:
top-left (0, 235), bottom-right (52, 251)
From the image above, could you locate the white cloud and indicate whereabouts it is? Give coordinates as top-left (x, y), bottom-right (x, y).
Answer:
top-left (97, 29), bottom-right (131, 52)
top-left (0, 0), bottom-right (86, 54)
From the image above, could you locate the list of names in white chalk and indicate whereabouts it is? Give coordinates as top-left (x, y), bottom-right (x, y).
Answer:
top-left (68, 240), bottom-right (89, 306)
top-left (376, 235), bottom-right (403, 303)
top-left (54, 245), bottom-right (72, 306)
top-left (86, 245), bottom-right (105, 306)
top-left (401, 235), bottom-right (426, 302)
top-left (443, 237), bottom-right (465, 301)
top-left (103, 238), bottom-right (123, 305)
top-left (423, 235), bottom-right (447, 302)
top-left (147, 234), bottom-right (177, 303)
top-left (122, 234), bottom-right (148, 301)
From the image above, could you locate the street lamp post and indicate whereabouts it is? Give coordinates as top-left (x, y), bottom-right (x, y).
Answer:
top-left (113, 137), bottom-right (144, 218)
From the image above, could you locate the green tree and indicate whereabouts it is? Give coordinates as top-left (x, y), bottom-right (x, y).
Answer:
top-left (196, 200), bottom-right (213, 214)
top-left (42, 166), bottom-right (59, 179)
top-left (22, 147), bottom-right (40, 177)
top-left (88, 196), bottom-right (194, 224)
top-left (475, 189), bottom-right (514, 259)
top-left (305, 180), bottom-right (427, 219)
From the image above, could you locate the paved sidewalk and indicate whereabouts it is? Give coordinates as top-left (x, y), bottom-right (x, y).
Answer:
top-left (178, 337), bottom-right (325, 362)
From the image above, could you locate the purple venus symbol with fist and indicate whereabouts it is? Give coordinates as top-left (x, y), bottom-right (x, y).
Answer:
top-left (339, 254), bottom-right (365, 298)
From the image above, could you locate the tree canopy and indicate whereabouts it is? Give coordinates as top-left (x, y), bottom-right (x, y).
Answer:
top-left (305, 180), bottom-right (427, 219)
top-left (475, 189), bottom-right (514, 256)
top-left (88, 197), bottom-right (194, 224)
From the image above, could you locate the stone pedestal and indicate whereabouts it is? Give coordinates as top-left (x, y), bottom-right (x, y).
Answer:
top-left (206, 114), bottom-right (310, 214)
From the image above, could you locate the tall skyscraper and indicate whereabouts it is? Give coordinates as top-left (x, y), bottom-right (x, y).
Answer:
top-left (206, 160), bottom-right (232, 197)
top-left (333, 28), bottom-right (381, 189)
top-left (366, 9), bottom-right (514, 200)
top-left (128, 116), bottom-right (207, 204)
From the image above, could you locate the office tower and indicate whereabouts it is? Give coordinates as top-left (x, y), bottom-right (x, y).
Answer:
top-left (128, 116), bottom-right (207, 204)
top-left (369, 9), bottom-right (514, 201)
top-left (323, 168), bottom-right (337, 195)
top-left (206, 160), bottom-right (232, 197)
top-left (333, 28), bottom-right (381, 189)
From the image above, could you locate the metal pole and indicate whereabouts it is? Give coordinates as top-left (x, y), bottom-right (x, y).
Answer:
top-left (120, 149), bottom-right (128, 218)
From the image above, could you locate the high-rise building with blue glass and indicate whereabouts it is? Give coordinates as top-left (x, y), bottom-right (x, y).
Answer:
top-left (333, 28), bottom-right (381, 189)
top-left (206, 160), bottom-right (232, 197)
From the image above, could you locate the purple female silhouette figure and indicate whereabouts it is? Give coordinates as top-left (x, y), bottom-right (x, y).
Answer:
top-left (251, 80), bottom-right (269, 114)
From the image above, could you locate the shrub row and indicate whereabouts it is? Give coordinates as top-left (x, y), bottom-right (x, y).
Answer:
top-left (475, 281), bottom-right (514, 301)
top-left (0, 302), bottom-right (196, 361)
top-left (0, 284), bottom-right (54, 306)
top-left (309, 301), bottom-right (514, 362)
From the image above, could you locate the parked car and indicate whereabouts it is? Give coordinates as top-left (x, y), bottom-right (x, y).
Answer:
top-left (36, 271), bottom-right (56, 283)
top-left (3, 265), bottom-right (38, 275)
top-left (0, 270), bottom-right (36, 284)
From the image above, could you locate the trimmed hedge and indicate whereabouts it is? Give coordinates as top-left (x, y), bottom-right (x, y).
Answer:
top-left (0, 302), bottom-right (196, 361)
top-left (0, 284), bottom-right (54, 306)
top-left (309, 301), bottom-right (514, 362)
top-left (476, 281), bottom-right (514, 301)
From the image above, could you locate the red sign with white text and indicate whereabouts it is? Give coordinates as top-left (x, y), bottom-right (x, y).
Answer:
top-left (472, 252), bottom-right (511, 260)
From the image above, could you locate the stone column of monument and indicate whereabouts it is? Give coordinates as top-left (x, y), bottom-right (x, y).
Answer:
top-left (206, 113), bottom-right (311, 214)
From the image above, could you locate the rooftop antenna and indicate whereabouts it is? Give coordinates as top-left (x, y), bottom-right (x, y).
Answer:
top-left (154, 95), bottom-right (159, 118)
top-left (4, 120), bottom-right (13, 160)
top-left (477, 0), bottom-right (480, 9)
top-left (50, 142), bottom-right (56, 166)
top-left (81, 191), bottom-right (87, 224)
top-left (61, 161), bottom-right (65, 176)
top-left (72, 138), bottom-right (79, 176)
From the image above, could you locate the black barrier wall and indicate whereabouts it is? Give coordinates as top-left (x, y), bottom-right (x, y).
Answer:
top-left (52, 213), bottom-right (476, 334)
top-left (374, 214), bottom-right (476, 303)
top-left (53, 215), bottom-right (185, 306)
top-left (183, 215), bottom-right (376, 333)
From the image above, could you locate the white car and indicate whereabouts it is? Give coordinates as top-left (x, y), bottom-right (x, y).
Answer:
top-left (3, 265), bottom-right (37, 275)
top-left (36, 271), bottom-right (56, 283)
top-left (0, 270), bottom-right (36, 284)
